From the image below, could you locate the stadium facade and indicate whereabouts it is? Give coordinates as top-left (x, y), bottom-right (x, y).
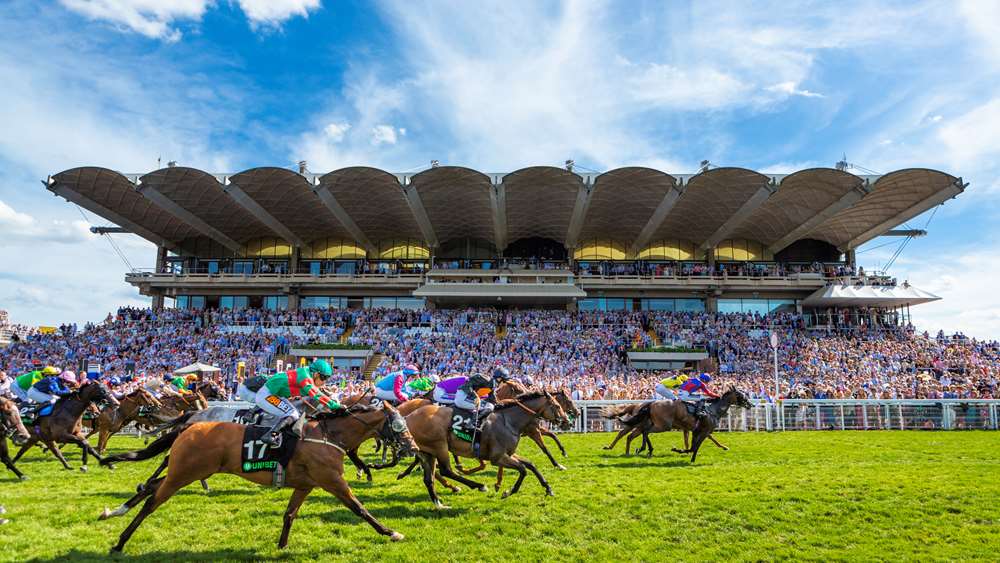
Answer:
top-left (46, 165), bottom-right (963, 324)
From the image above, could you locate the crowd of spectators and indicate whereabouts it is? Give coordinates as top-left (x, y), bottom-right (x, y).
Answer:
top-left (1, 306), bottom-right (996, 403)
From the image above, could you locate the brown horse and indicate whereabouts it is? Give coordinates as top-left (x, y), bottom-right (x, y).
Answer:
top-left (341, 390), bottom-right (430, 482)
top-left (133, 390), bottom-right (208, 433)
top-left (455, 384), bottom-right (578, 492)
top-left (1, 396), bottom-right (31, 480)
top-left (99, 402), bottom-right (416, 553)
top-left (11, 381), bottom-right (119, 471)
top-left (401, 391), bottom-right (571, 507)
top-left (600, 402), bottom-right (728, 455)
top-left (89, 389), bottom-right (163, 454)
top-left (603, 389), bottom-right (753, 462)
top-left (191, 380), bottom-right (225, 401)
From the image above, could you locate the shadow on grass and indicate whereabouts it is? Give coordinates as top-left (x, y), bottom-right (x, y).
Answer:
top-left (27, 547), bottom-right (289, 563)
top-left (602, 458), bottom-right (696, 469)
top-left (78, 487), bottom-right (262, 500)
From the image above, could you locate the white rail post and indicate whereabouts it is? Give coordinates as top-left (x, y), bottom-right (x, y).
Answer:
top-left (861, 405), bottom-right (869, 429)
top-left (898, 404), bottom-right (905, 430)
top-left (839, 404), bottom-right (846, 430)
top-left (815, 404), bottom-right (821, 430)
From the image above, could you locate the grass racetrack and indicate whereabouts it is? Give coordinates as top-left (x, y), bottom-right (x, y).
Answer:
top-left (1, 431), bottom-right (997, 561)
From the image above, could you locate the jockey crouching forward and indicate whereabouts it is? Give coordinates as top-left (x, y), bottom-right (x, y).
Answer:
top-left (678, 373), bottom-right (719, 419)
top-left (655, 373), bottom-right (688, 401)
top-left (374, 364), bottom-right (420, 405)
top-left (404, 374), bottom-right (438, 398)
top-left (431, 376), bottom-right (468, 405)
top-left (27, 374), bottom-right (74, 415)
top-left (453, 367), bottom-right (511, 422)
top-left (255, 360), bottom-right (341, 445)
top-left (12, 367), bottom-right (54, 404)
top-left (236, 374), bottom-right (268, 403)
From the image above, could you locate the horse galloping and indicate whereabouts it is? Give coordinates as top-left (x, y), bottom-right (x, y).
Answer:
top-left (1, 396), bottom-right (30, 480)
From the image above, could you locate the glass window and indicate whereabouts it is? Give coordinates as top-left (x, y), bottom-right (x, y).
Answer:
top-left (395, 298), bottom-right (426, 310)
top-left (335, 261), bottom-right (357, 275)
top-left (175, 296), bottom-right (189, 309)
top-left (742, 299), bottom-right (770, 316)
top-left (232, 261), bottom-right (254, 275)
top-left (190, 296), bottom-right (206, 310)
top-left (717, 299), bottom-right (743, 314)
top-left (302, 296), bottom-right (328, 309)
top-left (366, 297), bottom-right (398, 309)
top-left (264, 296), bottom-right (288, 310)
top-left (768, 299), bottom-right (795, 313)
top-left (604, 298), bottom-right (628, 311)
top-left (675, 299), bottom-right (705, 313)
top-left (641, 299), bottom-right (675, 311)
top-left (577, 299), bottom-right (600, 311)
top-left (205, 261), bottom-right (219, 274)
top-left (220, 296), bottom-right (249, 310)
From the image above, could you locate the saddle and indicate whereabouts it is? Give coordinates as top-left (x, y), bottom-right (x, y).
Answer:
top-left (450, 406), bottom-right (488, 447)
top-left (19, 403), bottom-right (53, 425)
top-left (239, 424), bottom-right (299, 487)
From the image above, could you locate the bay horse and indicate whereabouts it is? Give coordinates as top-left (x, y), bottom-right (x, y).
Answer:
top-left (11, 381), bottom-right (119, 471)
top-left (401, 391), bottom-right (571, 507)
top-left (89, 389), bottom-right (163, 454)
top-left (98, 402), bottom-right (416, 553)
top-left (1, 396), bottom-right (31, 480)
top-left (603, 389), bottom-right (752, 462)
top-left (341, 389), bottom-right (431, 482)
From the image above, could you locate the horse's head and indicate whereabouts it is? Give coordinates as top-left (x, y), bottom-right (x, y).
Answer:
top-left (0, 397), bottom-right (30, 445)
top-left (550, 388), bottom-right (579, 425)
top-left (376, 401), bottom-right (416, 457)
top-left (82, 380), bottom-right (119, 408)
top-left (726, 387), bottom-right (753, 409)
top-left (197, 381), bottom-right (223, 401)
top-left (137, 388), bottom-right (163, 409)
top-left (538, 391), bottom-right (572, 431)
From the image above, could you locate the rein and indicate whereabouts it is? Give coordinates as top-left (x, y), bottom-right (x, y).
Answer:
top-left (510, 400), bottom-right (539, 417)
top-left (300, 436), bottom-right (347, 455)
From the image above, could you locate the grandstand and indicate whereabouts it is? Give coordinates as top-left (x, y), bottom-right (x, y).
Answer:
top-left (46, 164), bottom-right (964, 330)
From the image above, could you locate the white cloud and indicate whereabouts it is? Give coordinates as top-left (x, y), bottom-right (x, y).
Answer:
top-left (766, 81), bottom-right (824, 98)
top-left (58, 0), bottom-right (210, 41)
top-left (958, 0), bottom-right (1000, 63)
top-left (371, 124), bottom-right (400, 146)
top-left (0, 200), bottom-right (94, 245)
top-left (237, 0), bottom-right (321, 29)
top-left (937, 98), bottom-right (1000, 168)
top-left (58, 0), bottom-right (321, 40)
top-left (323, 122), bottom-right (351, 142)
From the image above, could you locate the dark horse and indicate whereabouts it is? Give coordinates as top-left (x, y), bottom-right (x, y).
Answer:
top-left (603, 388), bottom-right (752, 462)
top-left (99, 402), bottom-right (416, 554)
top-left (88, 388), bottom-right (162, 454)
top-left (11, 381), bottom-right (119, 471)
top-left (400, 391), bottom-right (572, 507)
top-left (1, 396), bottom-right (31, 480)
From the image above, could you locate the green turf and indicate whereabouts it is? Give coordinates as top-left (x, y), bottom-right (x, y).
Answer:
top-left (1, 431), bottom-right (997, 562)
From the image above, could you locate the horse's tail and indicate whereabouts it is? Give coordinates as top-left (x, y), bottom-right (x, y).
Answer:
top-left (101, 427), bottom-right (183, 466)
top-left (605, 403), bottom-right (652, 427)
top-left (145, 410), bottom-right (196, 436)
top-left (600, 404), bottom-right (637, 420)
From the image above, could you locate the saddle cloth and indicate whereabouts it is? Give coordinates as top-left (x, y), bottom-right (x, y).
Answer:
top-left (239, 424), bottom-right (299, 484)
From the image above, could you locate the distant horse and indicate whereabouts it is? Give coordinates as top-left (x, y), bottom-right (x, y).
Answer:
top-left (603, 388), bottom-right (752, 462)
top-left (11, 382), bottom-right (119, 471)
top-left (99, 402), bottom-right (416, 553)
top-left (1, 396), bottom-right (31, 480)
top-left (89, 389), bottom-right (163, 454)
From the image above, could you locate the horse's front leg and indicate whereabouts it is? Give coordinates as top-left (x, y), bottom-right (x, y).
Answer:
top-left (529, 428), bottom-right (564, 470)
top-left (708, 434), bottom-right (729, 450)
top-left (540, 428), bottom-right (568, 457)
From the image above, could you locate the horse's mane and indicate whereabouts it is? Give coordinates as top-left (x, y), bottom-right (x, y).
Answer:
top-left (312, 404), bottom-right (377, 420)
top-left (495, 391), bottom-right (546, 410)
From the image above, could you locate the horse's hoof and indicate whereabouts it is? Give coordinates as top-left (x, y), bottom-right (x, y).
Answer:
top-left (501, 490), bottom-right (511, 499)
top-left (477, 485), bottom-right (488, 493)
top-left (493, 484), bottom-right (501, 493)
top-left (18, 475), bottom-right (28, 481)
top-left (602, 446), bottom-right (611, 450)
top-left (99, 508), bottom-right (111, 520)
top-left (546, 489), bottom-right (555, 497)
top-left (556, 464), bottom-right (567, 471)
top-left (433, 503), bottom-right (451, 511)
top-left (0, 518), bottom-right (8, 525)
top-left (80, 466), bottom-right (89, 473)
top-left (389, 532), bottom-right (404, 542)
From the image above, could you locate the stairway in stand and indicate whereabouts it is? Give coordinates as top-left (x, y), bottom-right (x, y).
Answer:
top-left (339, 326), bottom-right (354, 343)
top-left (362, 352), bottom-right (386, 379)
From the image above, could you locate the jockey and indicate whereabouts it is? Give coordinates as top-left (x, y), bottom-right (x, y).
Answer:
top-left (655, 373), bottom-right (688, 400)
top-left (0, 371), bottom-right (11, 399)
top-left (678, 373), bottom-right (719, 401)
top-left (374, 364), bottom-right (420, 404)
top-left (678, 373), bottom-right (719, 420)
top-left (431, 375), bottom-right (468, 405)
top-left (12, 367), bottom-right (54, 403)
top-left (405, 374), bottom-right (438, 398)
top-left (27, 374), bottom-right (73, 407)
top-left (168, 375), bottom-right (192, 395)
top-left (236, 374), bottom-right (268, 403)
top-left (255, 359), bottom-right (341, 444)
top-left (453, 366), bottom-right (511, 420)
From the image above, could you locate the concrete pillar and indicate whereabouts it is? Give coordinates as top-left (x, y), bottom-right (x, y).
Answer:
top-left (151, 291), bottom-right (165, 310)
top-left (846, 249), bottom-right (857, 268)
top-left (706, 294), bottom-right (718, 313)
top-left (290, 246), bottom-right (300, 275)
top-left (156, 245), bottom-right (167, 273)
top-left (286, 290), bottom-right (300, 311)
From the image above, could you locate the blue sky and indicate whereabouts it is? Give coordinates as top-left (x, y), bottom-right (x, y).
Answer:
top-left (0, 0), bottom-right (998, 337)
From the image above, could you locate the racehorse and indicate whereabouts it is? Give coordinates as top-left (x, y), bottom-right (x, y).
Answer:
top-left (88, 389), bottom-right (163, 454)
top-left (341, 389), bottom-right (430, 482)
top-left (455, 384), bottom-right (578, 492)
top-left (1, 396), bottom-right (30, 480)
top-left (11, 381), bottom-right (119, 471)
top-left (98, 402), bottom-right (416, 553)
top-left (602, 389), bottom-right (752, 462)
top-left (400, 391), bottom-right (571, 507)
top-left (133, 389), bottom-right (208, 433)
top-left (190, 380), bottom-right (225, 401)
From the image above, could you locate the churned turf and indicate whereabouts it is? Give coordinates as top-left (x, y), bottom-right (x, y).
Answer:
top-left (0, 431), bottom-right (997, 562)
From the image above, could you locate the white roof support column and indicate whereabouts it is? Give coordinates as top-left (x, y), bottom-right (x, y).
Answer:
top-left (222, 177), bottom-right (306, 248)
top-left (312, 183), bottom-right (377, 255)
top-left (400, 177), bottom-right (439, 249)
top-left (564, 175), bottom-right (595, 250)
top-left (700, 179), bottom-right (778, 251)
top-left (489, 176), bottom-right (508, 252)
top-left (768, 182), bottom-right (871, 255)
top-left (629, 180), bottom-right (685, 255)
top-left (46, 181), bottom-right (179, 252)
top-left (844, 178), bottom-right (966, 250)
top-left (137, 183), bottom-right (242, 253)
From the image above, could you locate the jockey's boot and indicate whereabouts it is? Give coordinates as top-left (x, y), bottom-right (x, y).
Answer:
top-left (261, 416), bottom-right (292, 445)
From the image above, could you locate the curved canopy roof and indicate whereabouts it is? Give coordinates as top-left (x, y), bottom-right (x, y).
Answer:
top-left (47, 164), bottom-right (964, 256)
